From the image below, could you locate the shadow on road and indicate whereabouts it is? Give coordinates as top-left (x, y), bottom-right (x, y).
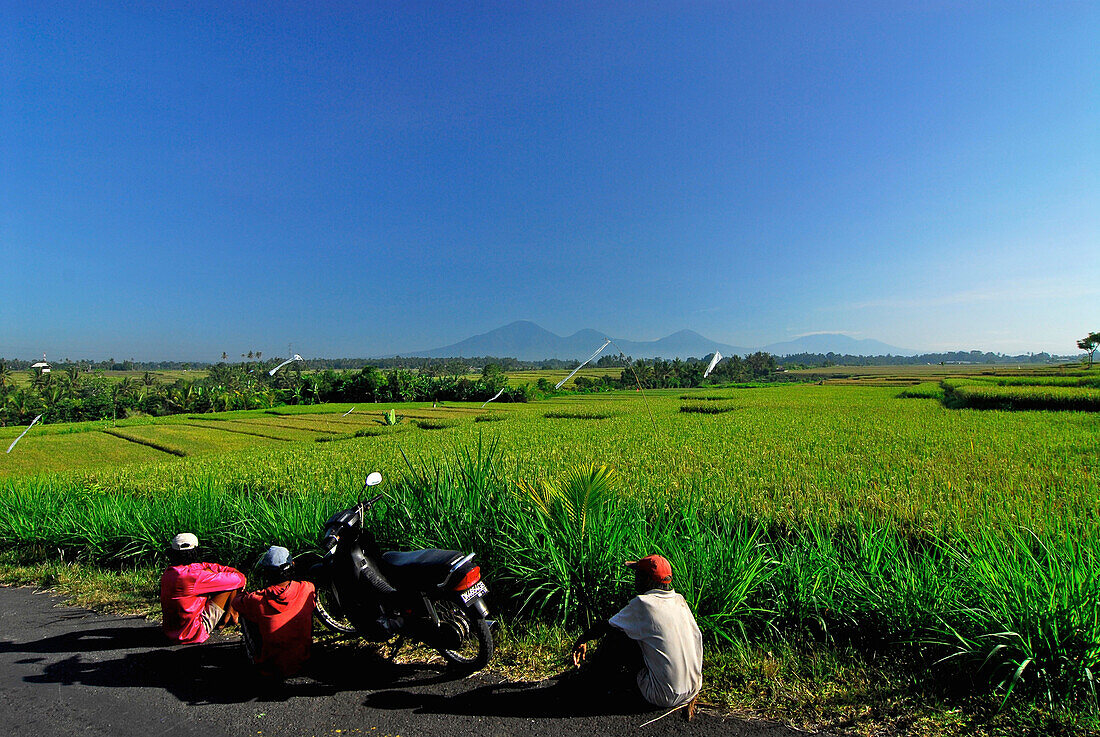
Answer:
top-left (4, 619), bottom-right (673, 724)
top-left (0, 623), bottom-right (167, 654)
top-left (363, 676), bottom-right (658, 720)
top-left (4, 622), bottom-right (468, 706)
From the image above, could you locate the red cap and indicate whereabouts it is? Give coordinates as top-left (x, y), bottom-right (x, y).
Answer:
top-left (625, 554), bottom-right (673, 583)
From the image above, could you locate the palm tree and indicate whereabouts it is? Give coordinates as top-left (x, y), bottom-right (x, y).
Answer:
top-left (48, 383), bottom-right (65, 403)
top-left (631, 359), bottom-right (653, 389)
top-left (0, 362), bottom-right (12, 390)
top-left (5, 389), bottom-right (37, 422)
top-left (182, 383), bottom-right (200, 412)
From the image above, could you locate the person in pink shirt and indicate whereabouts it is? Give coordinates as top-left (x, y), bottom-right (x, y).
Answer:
top-left (159, 533), bottom-right (247, 644)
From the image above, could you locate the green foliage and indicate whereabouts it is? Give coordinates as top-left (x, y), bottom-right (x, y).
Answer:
top-left (1078, 332), bottom-right (1100, 368)
top-left (0, 360), bottom-right (531, 428)
top-left (379, 408), bottom-right (402, 426)
top-left (928, 526), bottom-right (1100, 707)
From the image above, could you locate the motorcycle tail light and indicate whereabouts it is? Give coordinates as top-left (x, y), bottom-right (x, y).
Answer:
top-left (451, 566), bottom-right (481, 592)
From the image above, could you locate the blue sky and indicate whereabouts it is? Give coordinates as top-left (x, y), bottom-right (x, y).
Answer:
top-left (2, 2), bottom-right (1097, 360)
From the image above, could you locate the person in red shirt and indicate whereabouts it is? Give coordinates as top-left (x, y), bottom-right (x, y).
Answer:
top-left (234, 545), bottom-right (316, 678)
top-left (159, 532), bottom-right (247, 644)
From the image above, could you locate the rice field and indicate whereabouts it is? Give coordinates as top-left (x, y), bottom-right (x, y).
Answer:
top-left (942, 377), bottom-right (1100, 412)
top-left (503, 367), bottom-right (623, 386)
top-left (3, 386), bottom-right (1098, 530)
top-left (2, 383), bottom-right (1099, 711)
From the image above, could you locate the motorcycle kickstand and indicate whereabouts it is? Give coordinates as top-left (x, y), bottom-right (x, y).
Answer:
top-left (387, 636), bottom-right (406, 662)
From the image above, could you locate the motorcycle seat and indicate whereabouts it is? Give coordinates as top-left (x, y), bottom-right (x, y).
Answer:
top-left (381, 549), bottom-right (465, 590)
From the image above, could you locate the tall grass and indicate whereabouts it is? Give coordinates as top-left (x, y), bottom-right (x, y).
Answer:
top-left (2, 445), bottom-right (1097, 708)
top-left (930, 526), bottom-right (1100, 706)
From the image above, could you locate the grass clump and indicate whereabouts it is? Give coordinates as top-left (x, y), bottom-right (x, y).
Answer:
top-left (972, 375), bottom-right (1100, 388)
top-left (543, 410), bottom-right (614, 420)
top-left (943, 380), bottom-right (1100, 412)
top-left (317, 427), bottom-right (402, 441)
top-left (414, 418), bottom-right (459, 430)
top-left (680, 401), bottom-right (737, 414)
top-left (897, 382), bottom-right (945, 399)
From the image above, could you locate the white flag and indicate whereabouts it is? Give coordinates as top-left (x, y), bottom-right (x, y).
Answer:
top-left (480, 388), bottom-right (505, 408)
top-left (703, 351), bottom-right (723, 378)
top-left (6, 414), bottom-right (43, 454)
top-left (269, 354), bottom-right (304, 376)
top-left (555, 339), bottom-right (611, 390)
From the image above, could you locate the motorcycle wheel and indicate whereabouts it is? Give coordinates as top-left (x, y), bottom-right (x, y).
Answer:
top-left (313, 584), bottom-right (358, 634)
top-left (433, 599), bottom-right (493, 673)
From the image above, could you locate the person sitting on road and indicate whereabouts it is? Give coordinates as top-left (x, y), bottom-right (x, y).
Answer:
top-left (570, 554), bottom-right (703, 711)
top-left (159, 533), bottom-right (247, 644)
top-left (233, 546), bottom-right (316, 678)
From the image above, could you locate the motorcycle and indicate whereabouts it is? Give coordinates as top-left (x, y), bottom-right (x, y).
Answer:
top-left (303, 471), bottom-right (494, 672)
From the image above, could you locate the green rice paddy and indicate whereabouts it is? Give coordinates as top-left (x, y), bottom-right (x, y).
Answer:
top-left (2, 380), bottom-right (1099, 716)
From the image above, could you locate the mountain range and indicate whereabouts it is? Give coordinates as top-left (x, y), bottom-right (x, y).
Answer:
top-left (406, 321), bottom-right (914, 360)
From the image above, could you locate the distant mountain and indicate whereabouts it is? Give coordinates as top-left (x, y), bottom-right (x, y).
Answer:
top-left (411, 321), bottom-right (749, 361)
top-left (613, 330), bottom-right (749, 361)
top-left (763, 334), bottom-right (916, 357)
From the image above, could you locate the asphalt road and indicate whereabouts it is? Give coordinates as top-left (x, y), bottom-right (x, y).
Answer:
top-left (0, 586), bottom-right (808, 737)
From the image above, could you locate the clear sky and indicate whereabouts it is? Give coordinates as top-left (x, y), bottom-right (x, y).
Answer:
top-left (2, 2), bottom-right (1097, 361)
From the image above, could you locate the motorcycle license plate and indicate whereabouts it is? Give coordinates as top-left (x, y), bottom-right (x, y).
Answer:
top-left (460, 580), bottom-right (488, 604)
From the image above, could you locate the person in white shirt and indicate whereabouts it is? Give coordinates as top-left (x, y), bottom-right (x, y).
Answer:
top-left (570, 554), bottom-right (703, 712)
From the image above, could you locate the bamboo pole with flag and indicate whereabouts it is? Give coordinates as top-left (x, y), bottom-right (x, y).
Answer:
top-left (555, 339), bottom-right (611, 390)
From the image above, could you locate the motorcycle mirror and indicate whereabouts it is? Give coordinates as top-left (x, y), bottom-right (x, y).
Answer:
top-left (364, 471), bottom-right (383, 488)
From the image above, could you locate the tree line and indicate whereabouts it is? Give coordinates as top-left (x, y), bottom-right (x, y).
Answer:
top-left (568, 352), bottom-right (781, 391)
top-left (0, 361), bottom-right (529, 427)
top-left (779, 350), bottom-right (1073, 367)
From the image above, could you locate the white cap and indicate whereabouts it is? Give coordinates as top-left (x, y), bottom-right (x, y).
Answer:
top-left (170, 533), bottom-right (199, 551)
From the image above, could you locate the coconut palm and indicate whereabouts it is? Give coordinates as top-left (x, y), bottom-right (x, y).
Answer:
top-left (31, 370), bottom-right (52, 391)
top-left (4, 388), bottom-right (38, 422)
top-left (43, 383), bottom-right (64, 406)
top-left (165, 387), bottom-right (185, 414)
top-left (0, 362), bottom-right (12, 390)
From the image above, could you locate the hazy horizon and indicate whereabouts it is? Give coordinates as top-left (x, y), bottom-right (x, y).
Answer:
top-left (0, 319), bottom-right (1081, 364)
top-left (3, 4), bottom-right (1097, 361)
